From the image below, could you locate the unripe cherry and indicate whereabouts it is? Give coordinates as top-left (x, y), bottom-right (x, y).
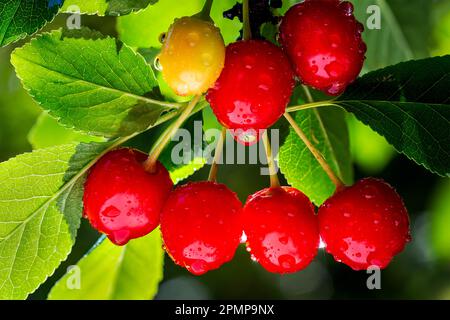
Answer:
top-left (159, 16), bottom-right (225, 96)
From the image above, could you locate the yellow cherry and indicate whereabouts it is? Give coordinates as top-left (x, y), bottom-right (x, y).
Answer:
top-left (159, 17), bottom-right (225, 96)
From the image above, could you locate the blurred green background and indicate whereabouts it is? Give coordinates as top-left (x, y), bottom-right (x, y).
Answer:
top-left (0, 0), bottom-right (449, 299)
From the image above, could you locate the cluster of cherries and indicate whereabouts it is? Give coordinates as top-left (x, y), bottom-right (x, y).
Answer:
top-left (83, 0), bottom-right (411, 275)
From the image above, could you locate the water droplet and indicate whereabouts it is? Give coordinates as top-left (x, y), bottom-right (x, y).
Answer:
top-left (202, 53), bottom-right (213, 67)
top-left (154, 56), bottom-right (163, 71)
top-left (356, 22), bottom-right (364, 33)
top-left (102, 206), bottom-right (121, 218)
top-left (279, 236), bottom-right (289, 245)
top-left (278, 254), bottom-right (296, 270)
top-left (189, 260), bottom-right (208, 275)
top-left (339, 1), bottom-right (354, 16)
top-left (109, 230), bottom-right (131, 246)
top-left (158, 32), bottom-right (167, 44)
top-left (187, 32), bottom-right (200, 47)
top-left (327, 82), bottom-right (343, 95)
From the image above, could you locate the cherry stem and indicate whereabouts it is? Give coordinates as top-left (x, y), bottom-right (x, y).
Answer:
top-left (144, 95), bottom-right (201, 173)
top-left (208, 127), bottom-right (227, 182)
top-left (286, 101), bottom-right (338, 113)
top-left (262, 130), bottom-right (280, 188)
top-left (196, 0), bottom-right (214, 21)
top-left (284, 112), bottom-right (345, 191)
top-left (302, 84), bottom-right (314, 104)
top-left (243, 0), bottom-right (252, 41)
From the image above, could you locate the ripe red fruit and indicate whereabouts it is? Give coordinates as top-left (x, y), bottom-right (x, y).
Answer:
top-left (318, 178), bottom-right (411, 270)
top-left (242, 187), bottom-right (319, 274)
top-left (83, 148), bottom-right (173, 246)
top-left (161, 181), bottom-right (243, 275)
top-left (279, 0), bottom-right (366, 95)
top-left (206, 40), bottom-right (295, 145)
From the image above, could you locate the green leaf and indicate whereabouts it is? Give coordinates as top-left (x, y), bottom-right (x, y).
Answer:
top-left (337, 56), bottom-right (450, 177)
top-left (351, 0), bottom-right (414, 73)
top-left (61, 0), bottom-right (108, 15)
top-left (117, 0), bottom-right (241, 48)
top-left (0, 45), bottom-right (41, 162)
top-left (431, 1), bottom-right (450, 57)
top-left (0, 142), bottom-right (111, 299)
top-left (62, 0), bottom-right (158, 16)
top-left (0, 0), bottom-right (63, 47)
top-left (279, 107), bottom-right (353, 205)
top-left (106, 0), bottom-right (158, 16)
top-left (159, 107), bottom-right (209, 184)
top-left (430, 179), bottom-right (450, 262)
top-left (348, 114), bottom-right (395, 174)
top-left (11, 28), bottom-right (177, 138)
top-left (48, 230), bottom-right (164, 300)
top-left (29, 113), bottom-right (105, 149)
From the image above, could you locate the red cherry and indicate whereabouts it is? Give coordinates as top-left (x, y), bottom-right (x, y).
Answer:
top-left (206, 40), bottom-right (295, 145)
top-left (161, 181), bottom-right (243, 275)
top-left (242, 187), bottom-right (319, 274)
top-left (318, 178), bottom-right (411, 270)
top-left (280, 0), bottom-right (366, 95)
top-left (83, 148), bottom-right (173, 246)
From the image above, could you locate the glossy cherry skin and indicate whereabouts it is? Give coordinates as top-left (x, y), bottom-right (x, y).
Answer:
top-left (83, 148), bottom-right (173, 246)
top-left (206, 40), bottom-right (295, 145)
top-left (318, 178), bottom-right (411, 270)
top-left (280, 0), bottom-right (366, 95)
top-left (159, 16), bottom-right (225, 96)
top-left (161, 181), bottom-right (243, 275)
top-left (242, 187), bottom-right (319, 274)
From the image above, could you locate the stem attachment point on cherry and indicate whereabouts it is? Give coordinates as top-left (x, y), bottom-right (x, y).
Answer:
top-left (195, 0), bottom-right (214, 22)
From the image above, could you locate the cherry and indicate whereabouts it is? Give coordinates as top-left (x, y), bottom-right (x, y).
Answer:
top-left (160, 181), bottom-right (243, 275)
top-left (318, 178), bottom-right (411, 270)
top-left (206, 40), bottom-right (295, 145)
top-left (83, 148), bottom-right (173, 246)
top-left (242, 187), bottom-right (319, 274)
top-left (279, 0), bottom-right (366, 95)
top-left (159, 16), bottom-right (225, 96)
